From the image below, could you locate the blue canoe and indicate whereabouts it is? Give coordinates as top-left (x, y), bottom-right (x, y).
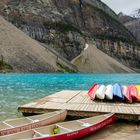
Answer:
top-left (113, 83), bottom-right (124, 101)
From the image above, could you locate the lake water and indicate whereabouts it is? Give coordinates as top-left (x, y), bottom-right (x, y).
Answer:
top-left (0, 73), bottom-right (140, 121)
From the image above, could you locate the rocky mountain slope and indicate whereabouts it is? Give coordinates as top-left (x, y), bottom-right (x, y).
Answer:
top-left (0, 16), bottom-right (77, 72)
top-left (0, 0), bottom-right (140, 71)
top-left (130, 9), bottom-right (140, 18)
top-left (0, 15), bottom-right (133, 73)
top-left (118, 11), bottom-right (140, 43)
top-left (1, 0), bottom-right (136, 43)
top-left (118, 12), bottom-right (136, 24)
top-left (72, 43), bottom-right (134, 73)
top-left (125, 19), bottom-right (140, 43)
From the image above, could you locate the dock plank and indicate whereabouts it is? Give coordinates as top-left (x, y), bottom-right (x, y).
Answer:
top-left (18, 90), bottom-right (140, 120)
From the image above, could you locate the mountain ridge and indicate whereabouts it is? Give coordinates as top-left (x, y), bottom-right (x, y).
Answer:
top-left (0, 16), bottom-right (77, 72)
top-left (118, 10), bottom-right (140, 43)
top-left (0, 0), bottom-right (140, 72)
top-left (130, 9), bottom-right (140, 18)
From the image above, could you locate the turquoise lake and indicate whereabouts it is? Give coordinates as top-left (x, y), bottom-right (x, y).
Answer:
top-left (0, 73), bottom-right (140, 121)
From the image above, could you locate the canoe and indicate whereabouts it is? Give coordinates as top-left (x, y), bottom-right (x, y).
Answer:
top-left (113, 84), bottom-right (124, 101)
top-left (88, 83), bottom-right (97, 99)
top-left (128, 85), bottom-right (138, 101)
top-left (105, 85), bottom-right (113, 100)
top-left (0, 110), bottom-right (67, 136)
top-left (0, 113), bottom-right (117, 140)
top-left (136, 85), bottom-right (140, 101)
top-left (96, 85), bottom-right (106, 100)
top-left (122, 86), bottom-right (132, 103)
top-left (88, 84), bottom-right (100, 100)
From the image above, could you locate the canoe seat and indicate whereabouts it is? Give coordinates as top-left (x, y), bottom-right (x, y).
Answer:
top-left (76, 120), bottom-right (92, 127)
top-left (41, 134), bottom-right (50, 137)
top-left (27, 117), bottom-right (39, 123)
top-left (3, 122), bottom-right (14, 128)
top-left (58, 121), bottom-right (86, 131)
top-left (32, 120), bottom-right (39, 123)
top-left (0, 122), bottom-right (13, 130)
top-left (5, 118), bottom-right (31, 127)
top-left (81, 123), bottom-right (92, 127)
top-left (56, 125), bottom-right (72, 132)
top-left (33, 129), bottom-right (50, 138)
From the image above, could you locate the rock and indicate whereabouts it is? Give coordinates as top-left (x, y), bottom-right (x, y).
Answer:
top-left (118, 11), bottom-right (140, 43)
top-left (72, 44), bottom-right (134, 73)
top-left (0, 16), bottom-right (77, 72)
top-left (0, 0), bottom-right (139, 70)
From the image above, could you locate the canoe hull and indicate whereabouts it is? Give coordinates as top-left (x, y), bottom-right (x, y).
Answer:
top-left (113, 84), bottom-right (124, 101)
top-left (128, 86), bottom-right (138, 101)
top-left (0, 110), bottom-right (67, 136)
top-left (35, 114), bottom-right (117, 140)
top-left (105, 85), bottom-right (113, 100)
top-left (88, 84), bottom-right (99, 100)
top-left (122, 86), bottom-right (132, 103)
top-left (96, 85), bottom-right (106, 100)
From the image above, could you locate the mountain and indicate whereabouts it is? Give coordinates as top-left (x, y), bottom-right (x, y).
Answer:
top-left (0, 16), bottom-right (77, 72)
top-left (118, 10), bottom-right (140, 43)
top-left (130, 9), bottom-right (140, 18)
top-left (118, 12), bottom-right (136, 24)
top-left (0, 0), bottom-right (136, 45)
top-left (125, 19), bottom-right (140, 43)
top-left (72, 43), bottom-right (134, 73)
top-left (0, 15), bottom-right (134, 73)
top-left (0, 0), bottom-right (140, 71)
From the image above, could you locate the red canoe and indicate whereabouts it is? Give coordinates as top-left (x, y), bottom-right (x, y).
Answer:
top-left (122, 86), bottom-right (132, 103)
top-left (128, 85), bottom-right (138, 101)
top-left (0, 113), bottom-right (117, 140)
top-left (88, 84), bottom-right (100, 100)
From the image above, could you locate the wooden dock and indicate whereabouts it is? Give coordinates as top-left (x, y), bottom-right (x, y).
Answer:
top-left (18, 90), bottom-right (140, 121)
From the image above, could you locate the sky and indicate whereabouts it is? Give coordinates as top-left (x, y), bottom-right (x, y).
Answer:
top-left (101, 0), bottom-right (140, 15)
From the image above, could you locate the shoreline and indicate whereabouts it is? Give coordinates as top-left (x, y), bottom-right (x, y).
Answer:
top-left (82, 120), bottom-right (140, 140)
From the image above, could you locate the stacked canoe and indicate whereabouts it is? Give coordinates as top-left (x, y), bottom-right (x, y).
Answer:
top-left (88, 83), bottom-right (140, 103)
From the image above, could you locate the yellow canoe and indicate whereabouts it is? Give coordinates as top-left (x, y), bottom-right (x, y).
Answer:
top-left (136, 85), bottom-right (140, 100)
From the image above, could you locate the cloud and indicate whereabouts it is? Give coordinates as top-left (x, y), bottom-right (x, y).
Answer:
top-left (101, 0), bottom-right (140, 14)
